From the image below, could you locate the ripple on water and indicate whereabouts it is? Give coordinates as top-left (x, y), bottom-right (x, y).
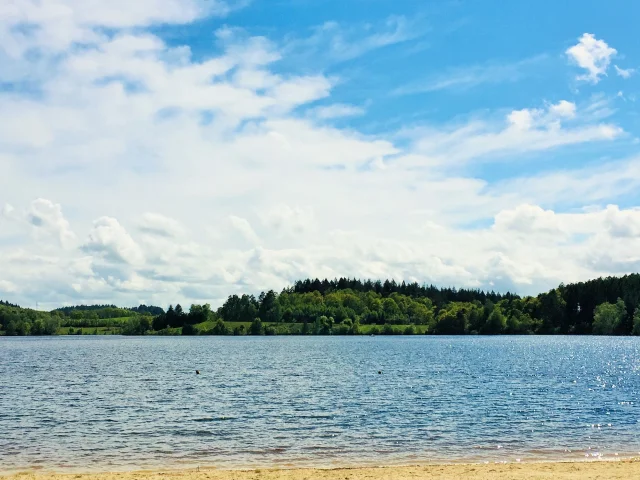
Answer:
top-left (1, 336), bottom-right (640, 471)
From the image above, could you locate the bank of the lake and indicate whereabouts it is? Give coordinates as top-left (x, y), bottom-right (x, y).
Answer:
top-left (3, 460), bottom-right (640, 480)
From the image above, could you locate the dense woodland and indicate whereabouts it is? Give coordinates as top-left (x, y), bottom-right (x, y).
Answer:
top-left (2, 275), bottom-right (640, 336)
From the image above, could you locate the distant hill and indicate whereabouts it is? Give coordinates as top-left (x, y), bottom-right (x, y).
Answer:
top-left (52, 304), bottom-right (165, 317)
top-left (2, 275), bottom-right (640, 336)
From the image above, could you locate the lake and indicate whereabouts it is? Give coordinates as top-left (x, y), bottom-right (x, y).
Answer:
top-left (1, 336), bottom-right (639, 472)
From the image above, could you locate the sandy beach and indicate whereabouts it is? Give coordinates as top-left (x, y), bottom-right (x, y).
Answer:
top-left (4, 460), bottom-right (640, 480)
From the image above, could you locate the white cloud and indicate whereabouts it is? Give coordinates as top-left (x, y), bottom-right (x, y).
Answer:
top-left (2, 199), bottom-right (76, 248)
top-left (407, 100), bottom-right (620, 166)
top-left (27, 199), bottom-right (77, 248)
top-left (548, 100), bottom-right (576, 118)
top-left (0, 2), bottom-right (638, 308)
top-left (493, 204), bottom-right (564, 236)
top-left (0, 0), bottom-right (232, 59)
top-left (603, 205), bottom-right (640, 238)
top-left (138, 213), bottom-right (186, 238)
top-left (310, 104), bottom-right (366, 120)
top-left (393, 55), bottom-right (548, 95)
top-left (282, 15), bottom-right (423, 66)
top-left (229, 215), bottom-right (260, 245)
top-left (0, 280), bottom-right (18, 294)
top-left (2, 203), bottom-right (16, 218)
top-left (82, 217), bottom-right (144, 265)
top-left (614, 65), bottom-right (635, 79)
top-left (566, 33), bottom-right (617, 84)
top-left (263, 204), bottom-right (316, 237)
top-left (492, 156), bottom-right (640, 206)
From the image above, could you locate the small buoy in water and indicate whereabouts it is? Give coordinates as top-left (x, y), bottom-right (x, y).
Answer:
top-left (378, 371), bottom-right (382, 374)
top-left (196, 370), bottom-right (200, 375)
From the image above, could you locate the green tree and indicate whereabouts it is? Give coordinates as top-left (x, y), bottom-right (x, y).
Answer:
top-left (139, 316), bottom-right (152, 333)
top-left (173, 304), bottom-right (186, 327)
top-left (187, 304), bottom-right (212, 325)
top-left (250, 317), bottom-right (264, 335)
top-left (633, 307), bottom-right (640, 336)
top-left (351, 320), bottom-right (361, 335)
top-left (31, 318), bottom-right (45, 335)
top-left (404, 325), bottom-right (416, 335)
top-left (211, 319), bottom-right (229, 335)
top-left (44, 316), bottom-right (60, 335)
top-left (481, 306), bottom-right (507, 334)
top-left (219, 295), bottom-right (259, 323)
top-left (258, 290), bottom-right (282, 323)
top-left (382, 298), bottom-right (403, 324)
top-left (181, 323), bottom-right (197, 335)
top-left (314, 315), bottom-right (333, 334)
top-left (407, 300), bottom-right (434, 326)
top-left (122, 317), bottom-right (148, 335)
top-left (434, 304), bottom-right (470, 334)
top-left (537, 289), bottom-right (567, 334)
top-left (382, 324), bottom-right (397, 335)
top-left (592, 299), bottom-right (626, 335)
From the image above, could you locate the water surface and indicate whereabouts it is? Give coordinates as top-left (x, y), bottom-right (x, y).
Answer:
top-left (1, 336), bottom-right (639, 472)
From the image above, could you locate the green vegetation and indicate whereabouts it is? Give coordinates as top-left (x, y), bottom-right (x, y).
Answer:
top-left (4, 274), bottom-right (640, 336)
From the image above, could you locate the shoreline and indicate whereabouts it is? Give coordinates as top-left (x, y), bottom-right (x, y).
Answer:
top-left (4, 458), bottom-right (640, 480)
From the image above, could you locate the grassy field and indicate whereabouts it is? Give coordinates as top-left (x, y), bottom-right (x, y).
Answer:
top-left (358, 324), bottom-right (429, 334)
top-left (192, 321), bottom-right (428, 335)
top-left (57, 326), bottom-right (123, 335)
top-left (50, 319), bottom-right (429, 335)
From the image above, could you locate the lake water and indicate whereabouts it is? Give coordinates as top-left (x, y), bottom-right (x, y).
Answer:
top-left (1, 336), bottom-right (639, 472)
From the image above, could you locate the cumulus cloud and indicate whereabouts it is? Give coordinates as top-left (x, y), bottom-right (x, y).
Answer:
top-left (493, 204), bottom-right (564, 236)
top-left (603, 205), bottom-right (640, 238)
top-left (82, 217), bottom-right (144, 265)
top-left (0, 2), bottom-right (638, 308)
top-left (263, 205), bottom-right (316, 237)
top-left (2, 199), bottom-right (76, 248)
top-left (566, 33), bottom-right (617, 83)
top-left (0, 0), bottom-right (236, 52)
top-left (138, 213), bottom-right (185, 238)
top-left (548, 100), bottom-right (577, 118)
top-left (229, 215), bottom-right (260, 245)
top-left (27, 199), bottom-right (77, 247)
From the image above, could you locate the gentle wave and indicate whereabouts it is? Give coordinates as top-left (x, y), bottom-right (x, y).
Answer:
top-left (1, 335), bottom-right (640, 472)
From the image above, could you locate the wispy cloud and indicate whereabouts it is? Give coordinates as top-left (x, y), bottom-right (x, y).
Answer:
top-left (282, 15), bottom-right (427, 66)
top-left (393, 54), bottom-right (548, 95)
top-left (614, 65), bottom-right (635, 79)
top-left (401, 100), bottom-right (622, 167)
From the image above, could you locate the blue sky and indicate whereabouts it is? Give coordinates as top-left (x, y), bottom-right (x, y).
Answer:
top-left (0, 0), bottom-right (639, 308)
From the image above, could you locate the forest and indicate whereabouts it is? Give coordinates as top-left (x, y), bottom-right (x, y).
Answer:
top-left (2, 275), bottom-right (640, 336)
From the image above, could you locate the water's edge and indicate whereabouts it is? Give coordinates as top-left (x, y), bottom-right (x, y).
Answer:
top-left (4, 455), bottom-right (640, 477)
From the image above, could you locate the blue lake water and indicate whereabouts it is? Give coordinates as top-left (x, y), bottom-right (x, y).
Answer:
top-left (1, 336), bottom-right (639, 472)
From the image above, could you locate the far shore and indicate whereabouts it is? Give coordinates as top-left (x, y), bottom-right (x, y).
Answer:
top-left (3, 459), bottom-right (640, 480)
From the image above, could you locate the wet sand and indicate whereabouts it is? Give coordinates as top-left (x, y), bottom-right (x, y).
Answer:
top-left (4, 460), bottom-right (640, 480)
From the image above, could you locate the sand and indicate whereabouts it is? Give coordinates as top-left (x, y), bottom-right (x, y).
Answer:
top-left (4, 460), bottom-right (640, 480)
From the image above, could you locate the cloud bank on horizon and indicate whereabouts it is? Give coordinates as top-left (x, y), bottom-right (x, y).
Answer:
top-left (1, 0), bottom-right (640, 309)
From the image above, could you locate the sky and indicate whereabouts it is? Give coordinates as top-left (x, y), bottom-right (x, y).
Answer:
top-left (1, 0), bottom-right (640, 309)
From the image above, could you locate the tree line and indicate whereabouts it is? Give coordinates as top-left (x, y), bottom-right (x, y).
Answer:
top-left (2, 274), bottom-right (640, 336)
